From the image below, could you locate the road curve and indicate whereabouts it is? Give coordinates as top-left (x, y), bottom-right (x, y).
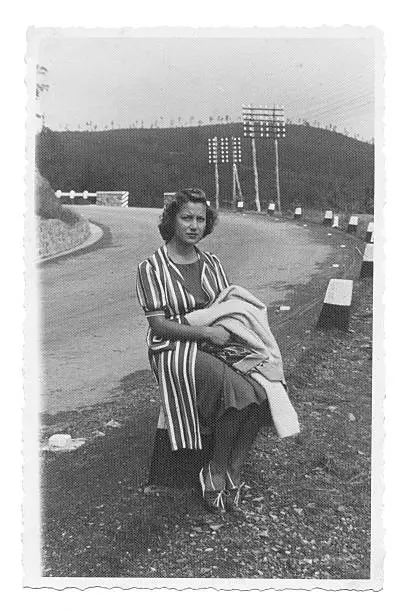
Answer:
top-left (39, 206), bottom-right (349, 415)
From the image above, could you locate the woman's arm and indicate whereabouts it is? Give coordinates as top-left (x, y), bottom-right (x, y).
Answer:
top-left (149, 314), bottom-right (231, 346)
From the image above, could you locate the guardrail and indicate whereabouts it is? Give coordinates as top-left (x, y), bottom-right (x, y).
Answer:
top-left (55, 190), bottom-right (129, 207)
top-left (55, 190), bottom-right (96, 200)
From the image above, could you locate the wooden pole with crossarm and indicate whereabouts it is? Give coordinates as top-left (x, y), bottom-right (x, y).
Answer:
top-left (208, 136), bottom-right (229, 209)
top-left (243, 105), bottom-right (286, 213)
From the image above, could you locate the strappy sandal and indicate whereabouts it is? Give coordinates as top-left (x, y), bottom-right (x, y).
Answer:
top-left (199, 464), bottom-right (226, 513)
top-left (225, 471), bottom-right (245, 513)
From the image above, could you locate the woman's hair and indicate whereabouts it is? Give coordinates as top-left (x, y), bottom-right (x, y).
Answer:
top-left (158, 188), bottom-right (218, 242)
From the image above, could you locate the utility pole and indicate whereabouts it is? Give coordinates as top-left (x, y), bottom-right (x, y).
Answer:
top-left (274, 137), bottom-right (281, 212)
top-left (243, 104), bottom-right (286, 213)
top-left (231, 136), bottom-right (243, 205)
top-left (208, 137), bottom-right (219, 208)
top-left (242, 106), bottom-right (261, 211)
top-left (208, 136), bottom-right (229, 209)
top-left (251, 137), bottom-right (261, 211)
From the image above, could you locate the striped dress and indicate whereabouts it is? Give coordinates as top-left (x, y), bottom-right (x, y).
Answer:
top-left (136, 244), bottom-right (230, 450)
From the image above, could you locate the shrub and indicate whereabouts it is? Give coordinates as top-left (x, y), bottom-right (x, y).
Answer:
top-left (35, 168), bottom-right (80, 225)
top-left (59, 206), bottom-right (80, 226)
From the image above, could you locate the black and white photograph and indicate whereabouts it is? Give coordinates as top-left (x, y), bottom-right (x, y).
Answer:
top-left (24, 26), bottom-right (382, 589)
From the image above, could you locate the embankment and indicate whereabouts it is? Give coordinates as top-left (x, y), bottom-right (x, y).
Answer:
top-left (37, 216), bottom-right (90, 259)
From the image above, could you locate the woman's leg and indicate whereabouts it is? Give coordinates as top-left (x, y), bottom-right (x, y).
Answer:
top-left (203, 406), bottom-right (252, 490)
top-left (195, 350), bottom-right (271, 491)
top-left (226, 410), bottom-right (264, 485)
top-left (205, 402), bottom-right (269, 488)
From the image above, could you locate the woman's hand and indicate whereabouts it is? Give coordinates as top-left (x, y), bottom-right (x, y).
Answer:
top-left (149, 315), bottom-right (232, 346)
top-left (204, 325), bottom-right (232, 347)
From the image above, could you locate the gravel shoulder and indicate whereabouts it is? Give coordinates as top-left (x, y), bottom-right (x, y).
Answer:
top-left (41, 277), bottom-right (372, 580)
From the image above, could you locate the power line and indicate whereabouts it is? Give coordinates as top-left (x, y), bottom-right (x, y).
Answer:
top-left (279, 73), bottom-right (371, 103)
top-left (304, 100), bottom-right (374, 123)
top-left (300, 92), bottom-right (374, 115)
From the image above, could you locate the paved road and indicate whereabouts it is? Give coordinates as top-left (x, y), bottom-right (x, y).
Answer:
top-left (39, 206), bottom-right (341, 415)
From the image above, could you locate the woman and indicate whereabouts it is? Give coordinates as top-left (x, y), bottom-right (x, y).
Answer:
top-left (136, 188), bottom-right (277, 514)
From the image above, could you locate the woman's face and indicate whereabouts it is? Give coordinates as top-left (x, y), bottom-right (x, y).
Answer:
top-left (173, 201), bottom-right (207, 246)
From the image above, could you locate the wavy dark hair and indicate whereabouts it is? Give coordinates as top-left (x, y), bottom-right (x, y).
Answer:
top-left (158, 188), bottom-right (218, 242)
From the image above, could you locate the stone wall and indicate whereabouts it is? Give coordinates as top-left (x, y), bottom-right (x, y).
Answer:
top-left (96, 191), bottom-right (129, 207)
top-left (163, 192), bottom-right (176, 208)
top-left (37, 217), bottom-right (90, 259)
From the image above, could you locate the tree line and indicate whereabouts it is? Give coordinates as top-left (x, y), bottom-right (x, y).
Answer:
top-left (36, 121), bottom-right (374, 212)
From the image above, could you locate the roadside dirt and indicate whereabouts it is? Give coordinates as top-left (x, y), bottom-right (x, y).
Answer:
top-left (41, 277), bottom-right (372, 580)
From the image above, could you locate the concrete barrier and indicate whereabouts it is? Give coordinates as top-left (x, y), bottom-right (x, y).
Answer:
top-left (332, 215), bottom-right (339, 228)
top-left (317, 279), bottom-right (353, 331)
top-left (360, 243), bottom-right (374, 278)
top-left (365, 222), bottom-right (374, 243)
top-left (163, 192), bottom-right (176, 208)
top-left (347, 215), bottom-right (359, 233)
top-left (294, 207), bottom-right (302, 219)
top-left (148, 407), bottom-right (213, 489)
top-left (96, 191), bottom-right (129, 207)
top-left (237, 201), bottom-right (244, 210)
top-left (323, 210), bottom-right (333, 225)
top-left (267, 202), bottom-right (276, 215)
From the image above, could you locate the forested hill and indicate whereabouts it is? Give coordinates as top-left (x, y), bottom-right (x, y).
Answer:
top-left (36, 122), bottom-right (374, 211)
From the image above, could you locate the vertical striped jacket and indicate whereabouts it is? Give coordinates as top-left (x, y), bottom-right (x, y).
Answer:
top-left (136, 244), bottom-right (230, 450)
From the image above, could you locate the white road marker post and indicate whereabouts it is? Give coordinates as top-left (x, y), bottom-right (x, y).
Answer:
top-left (294, 207), bottom-right (302, 220)
top-left (323, 210), bottom-right (333, 225)
top-left (267, 202), bottom-right (276, 216)
top-left (332, 215), bottom-right (339, 228)
top-left (347, 215), bottom-right (359, 234)
top-left (360, 243), bottom-right (374, 278)
top-left (317, 279), bottom-right (354, 331)
top-left (365, 221), bottom-right (374, 243)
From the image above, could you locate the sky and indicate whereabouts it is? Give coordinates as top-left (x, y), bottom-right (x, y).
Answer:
top-left (36, 33), bottom-right (375, 140)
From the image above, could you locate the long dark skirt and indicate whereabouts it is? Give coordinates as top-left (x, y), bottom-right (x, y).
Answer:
top-left (195, 349), bottom-right (272, 431)
top-left (148, 350), bottom-right (272, 488)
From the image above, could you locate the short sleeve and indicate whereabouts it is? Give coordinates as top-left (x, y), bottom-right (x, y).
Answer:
top-left (136, 259), bottom-right (167, 318)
